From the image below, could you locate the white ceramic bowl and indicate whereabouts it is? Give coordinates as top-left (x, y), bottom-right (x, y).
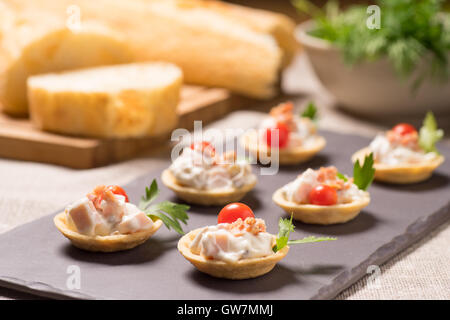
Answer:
top-left (295, 20), bottom-right (450, 118)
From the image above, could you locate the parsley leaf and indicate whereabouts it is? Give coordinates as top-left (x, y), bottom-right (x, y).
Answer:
top-left (301, 101), bottom-right (318, 121)
top-left (353, 152), bottom-right (375, 191)
top-left (336, 172), bottom-right (348, 182)
top-left (273, 216), bottom-right (295, 252)
top-left (272, 216), bottom-right (336, 252)
top-left (419, 111), bottom-right (444, 153)
top-left (288, 236), bottom-right (338, 245)
top-left (139, 179), bottom-right (190, 235)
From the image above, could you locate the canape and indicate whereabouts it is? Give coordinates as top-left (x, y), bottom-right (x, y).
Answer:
top-left (352, 112), bottom-right (445, 184)
top-left (240, 101), bottom-right (326, 165)
top-left (273, 156), bottom-right (374, 225)
top-left (162, 141), bottom-right (257, 206)
top-left (178, 203), bottom-right (335, 279)
top-left (54, 180), bottom-right (189, 252)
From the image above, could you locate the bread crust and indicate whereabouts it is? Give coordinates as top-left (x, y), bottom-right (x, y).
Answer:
top-left (240, 132), bottom-right (326, 165)
top-left (54, 212), bottom-right (163, 252)
top-left (352, 147), bottom-right (445, 184)
top-left (178, 227), bottom-right (289, 279)
top-left (272, 188), bottom-right (370, 225)
top-left (161, 169), bottom-right (257, 206)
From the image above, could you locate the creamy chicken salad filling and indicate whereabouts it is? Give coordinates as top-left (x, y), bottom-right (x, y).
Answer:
top-left (259, 102), bottom-right (318, 148)
top-left (369, 129), bottom-right (438, 165)
top-left (65, 186), bottom-right (153, 236)
top-left (282, 166), bottom-right (366, 205)
top-left (169, 145), bottom-right (255, 190)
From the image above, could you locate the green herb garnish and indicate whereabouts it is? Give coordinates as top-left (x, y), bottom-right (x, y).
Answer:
top-left (336, 172), bottom-right (348, 182)
top-left (419, 111), bottom-right (444, 153)
top-left (353, 153), bottom-right (375, 191)
top-left (272, 216), bottom-right (336, 252)
top-left (139, 179), bottom-right (189, 235)
top-left (293, 0), bottom-right (450, 89)
top-left (301, 101), bottom-right (318, 121)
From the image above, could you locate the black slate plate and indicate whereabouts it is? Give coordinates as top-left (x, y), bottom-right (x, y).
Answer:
top-left (0, 131), bottom-right (449, 299)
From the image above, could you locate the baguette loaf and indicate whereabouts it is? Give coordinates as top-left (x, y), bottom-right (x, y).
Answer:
top-left (0, 8), bottom-right (133, 116)
top-left (28, 63), bottom-right (183, 138)
top-left (4, 0), bottom-right (297, 101)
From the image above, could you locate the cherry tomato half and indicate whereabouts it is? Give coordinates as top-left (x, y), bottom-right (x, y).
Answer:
top-left (190, 141), bottom-right (215, 156)
top-left (265, 122), bottom-right (290, 148)
top-left (217, 203), bottom-right (255, 224)
top-left (308, 185), bottom-right (338, 206)
top-left (392, 123), bottom-right (417, 136)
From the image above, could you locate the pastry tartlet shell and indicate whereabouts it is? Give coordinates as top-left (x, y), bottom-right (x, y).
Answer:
top-left (272, 188), bottom-right (370, 225)
top-left (240, 132), bottom-right (326, 165)
top-left (161, 169), bottom-right (257, 206)
top-left (352, 147), bottom-right (445, 184)
top-left (178, 228), bottom-right (289, 279)
top-left (54, 212), bottom-right (163, 252)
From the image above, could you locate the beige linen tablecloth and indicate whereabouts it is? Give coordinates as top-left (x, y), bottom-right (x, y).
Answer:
top-left (1, 55), bottom-right (449, 299)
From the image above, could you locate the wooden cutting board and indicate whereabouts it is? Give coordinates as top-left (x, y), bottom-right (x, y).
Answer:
top-left (0, 86), bottom-right (236, 169)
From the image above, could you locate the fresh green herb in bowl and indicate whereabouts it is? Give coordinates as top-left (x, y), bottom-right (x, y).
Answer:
top-left (293, 0), bottom-right (450, 117)
top-left (294, 0), bottom-right (450, 88)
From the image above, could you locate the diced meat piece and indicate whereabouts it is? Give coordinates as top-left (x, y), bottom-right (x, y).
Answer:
top-left (99, 190), bottom-right (125, 226)
top-left (214, 232), bottom-right (229, 251)
top-left (201, 232), bottom-right (220, 259)
top-left (93, 215), bottom-right (113, 236)
top-left (190, 228), bottom-right (208, 255)
top-left (207, 166), bottom-right (232, 189)
top-left (293, 169), bottom-right (318, 203)
top-left (117, 211), bottom-right (153, 234)
top-left (66, 197), bottom-right (97, 236)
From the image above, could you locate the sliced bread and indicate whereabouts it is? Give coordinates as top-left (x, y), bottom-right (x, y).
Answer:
top-left (28, 62), bottom-right (183, 138)
top-left (0, 9), bottom-right (133, 116)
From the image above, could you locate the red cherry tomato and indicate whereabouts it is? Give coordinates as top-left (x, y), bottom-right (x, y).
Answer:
top-left (217, 203), bottom-right (255, 224)
top-left (308, 185), bottom-right (338, 206)
top-left (265, 122), bottom-right (290, 148)
top-left (190, 141), bottom-right (215, 156)
top-left (392, 123), bottom-right (417, 136)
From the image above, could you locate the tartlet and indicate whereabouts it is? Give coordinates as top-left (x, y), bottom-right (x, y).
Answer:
top-left (240, 131), bottom-right (326, 165)
top-left (54, 213), bottom-right (163, 252)
top-left (273, 163), bottom-right (374, 225)
top-left (54, 180), bottom-right (189, 252)
top-left (162, 169), bottom-right (257, 206)
top-left (178, 203), bottom-right (335, 279)
top-left (178, 227), bottom-right (289, 279)
top-left (162, 141), bottom-right (257, 206)
top-left (272, 188), bottom-right (370, 225)
top-left (352, 147), bottom-right (444, 184)
top-left (240, 101), bottom-right (326, 165)
top-left (352, 114), bottom-right (445, 184)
